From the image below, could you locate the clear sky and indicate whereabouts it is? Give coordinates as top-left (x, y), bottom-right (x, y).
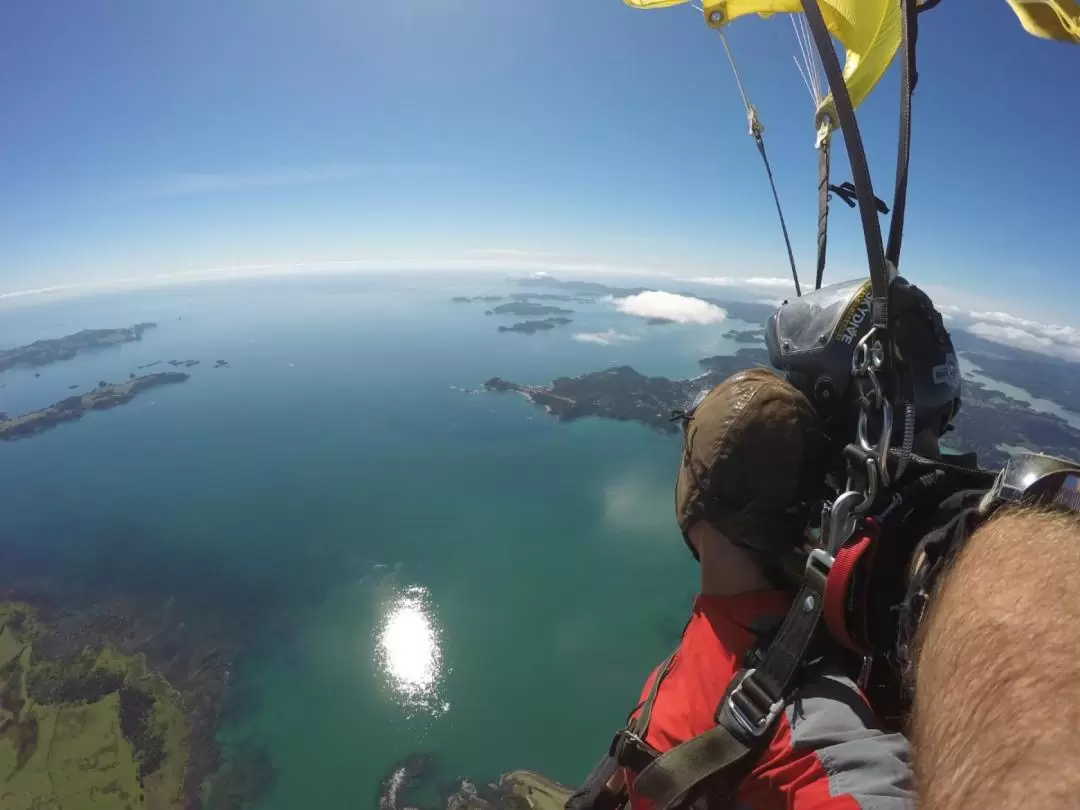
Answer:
top-left (1, 0), bottom-right (1076, 323)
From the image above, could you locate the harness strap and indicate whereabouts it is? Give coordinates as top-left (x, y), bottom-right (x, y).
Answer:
top-left (798, 0), bottom-right (893, 385)
top-left (633, 563), bottom-right (830, 810)
top-left (630, 653), bottom-right (677, 737)
top-left (610, 652), bottom-right (677, 772)
top-left (886, 0), bottom-right (919, 269)
top-left (824, 535), bottom-right (873, 653)
top-left (814, 137), bottom-right (830, 291)
top-left (632, 716), bottom-right (757, 810)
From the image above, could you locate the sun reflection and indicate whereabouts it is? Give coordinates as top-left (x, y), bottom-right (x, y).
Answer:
top-left (375, 585), bottom-right (447, 716)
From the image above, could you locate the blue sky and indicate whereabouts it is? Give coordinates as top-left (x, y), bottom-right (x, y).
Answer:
top-left (1, 0), bottom-right (1076, 323)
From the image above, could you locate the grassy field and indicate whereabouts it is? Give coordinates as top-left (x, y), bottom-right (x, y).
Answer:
top-left (0, 603), bottom-right (188, 810)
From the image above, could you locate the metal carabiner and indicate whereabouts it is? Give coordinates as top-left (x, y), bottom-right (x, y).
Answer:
top-left (824, 489), bottom-right (864, 556)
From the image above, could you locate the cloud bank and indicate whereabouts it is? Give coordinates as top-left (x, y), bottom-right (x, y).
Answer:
top-left (572, 330), bottom-right (639, 346)
top-left (967, 311), bottom-right (1080, 360)
top-left (614, 291), bottom-right (727, 325)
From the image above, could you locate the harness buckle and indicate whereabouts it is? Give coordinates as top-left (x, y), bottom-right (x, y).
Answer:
top-left (726, 669), bottom-right (784, 738)
top-left (609, 729), bottom-right (658, 772)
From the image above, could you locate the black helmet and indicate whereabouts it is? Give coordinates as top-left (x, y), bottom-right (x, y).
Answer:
top-left (764, 277), bottom-right (961, 439)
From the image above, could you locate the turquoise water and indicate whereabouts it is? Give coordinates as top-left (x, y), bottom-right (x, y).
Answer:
top-left (0, 273), bottom-right (754, 808)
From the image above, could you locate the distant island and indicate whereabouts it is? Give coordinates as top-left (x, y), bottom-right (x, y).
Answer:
top-left (0, 372), bottom-right (189, 441)
top-left (487, 302), bottom-right (575, 317)
top-left (509, 292), bottom-right (595, 304)
top-left (647, 317), bottom-right (675, 326)
top-left (486, 345), bottom-right (1080, 468)
top-left (452, 295), bottom-right (505, 303)
top-left (724, 328), bottom-right (765, 344)
top-left (0, 323), bottom-right (156, 373)
top-left (515, 275), bottom-right (778, 324)
top-left (498, 316), bottom-right (574, 335)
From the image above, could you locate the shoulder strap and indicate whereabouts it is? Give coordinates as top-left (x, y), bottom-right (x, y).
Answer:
top-left (610, 652), bottom-right (677, 773)
top-left (633, 560), bottom-right (830, 810)
top-left (886, 0), bottom-right (919, 269)
top-left (630, 652), bottom-right (677, 737)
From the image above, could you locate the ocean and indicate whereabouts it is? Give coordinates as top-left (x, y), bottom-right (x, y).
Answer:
top-left (0, 273), bottom-right (762, 808)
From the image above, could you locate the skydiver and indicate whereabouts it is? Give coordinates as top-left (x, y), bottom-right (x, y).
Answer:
top-left (567, 278), bottom-right (1080, 809)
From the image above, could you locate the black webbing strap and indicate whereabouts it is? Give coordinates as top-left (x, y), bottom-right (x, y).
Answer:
top-left (610, 653), bottom-right (676, 773)
top-left (799, 0), bottom-right (893, 386)
top-left (753, 133), bottom-right (802, 297)
top-left (631, 652), bottom-right (676, 737)
top-left (885, 0), bottom-right (919, 269)
top-left (814, 138), bottom-right (830, 291)
top-left (633, 562), bottom-right (829, 810)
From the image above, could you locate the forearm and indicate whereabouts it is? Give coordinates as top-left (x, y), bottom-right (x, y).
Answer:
top-left (911, 508), bottom-right (1080, 808)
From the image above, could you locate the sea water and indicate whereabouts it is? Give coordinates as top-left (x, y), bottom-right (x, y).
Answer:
top-left (0, 273), bottom-right (760, 808)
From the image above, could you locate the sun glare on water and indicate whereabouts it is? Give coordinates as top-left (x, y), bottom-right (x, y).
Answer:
top-left (376, 585), bottom-right (448, 716)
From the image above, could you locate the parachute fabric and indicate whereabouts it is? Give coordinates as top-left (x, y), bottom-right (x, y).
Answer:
top-left (622, 0), bottom-right (901, 130)
top-left (1003, 0), bottom-right (1080, 42)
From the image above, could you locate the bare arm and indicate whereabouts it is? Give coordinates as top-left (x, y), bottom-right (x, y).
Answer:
top-left (911, 508), bottom-right (1080, 809)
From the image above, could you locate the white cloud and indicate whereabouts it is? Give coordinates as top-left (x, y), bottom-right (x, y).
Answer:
top-left (969, 321), bottom-right (1080, 360)
top-left (614, 291), bottom-right (727, 325)
top-left (963, 307), bottom-right (1080, 360)
top-left (139, 164), bottom-right (451, 197)
top-left (692, 276), bottom-right (794, 289)
top-left (572, 330), bottom-right (639, 346)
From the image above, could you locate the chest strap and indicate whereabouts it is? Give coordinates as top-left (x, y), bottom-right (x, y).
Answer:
top-left (618, 556), bottom-right (831, 810)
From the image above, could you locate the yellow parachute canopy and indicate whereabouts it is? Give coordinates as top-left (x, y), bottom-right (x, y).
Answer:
top-left (623, 0), bottom-right (901, 132)
top-left (1003, 0), bottom-right (1080, 42)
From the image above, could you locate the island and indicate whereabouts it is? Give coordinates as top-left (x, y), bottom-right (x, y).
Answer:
top-left (0, 324), bottom-right (157, 373)
top-left (487, 302), bottom-right (575, 317)
top-left (485, 345), bottom-right (1080, 468)
top-left (498, 317), bottom-right (573, 335)
top-left (168, 359), bottom-right (200, 368)
top-left (0, 372), bottom-right (190, 441)
top-left (451, 295), bottom-right (505, 303)
top-left (724, 328), bottom-right (766, 344)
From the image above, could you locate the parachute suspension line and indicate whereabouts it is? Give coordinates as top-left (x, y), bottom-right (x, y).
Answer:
top-left (714, 28), bottom-right (802, 297)
top-left (790, 14), bottom-right (831, 290)
top-left (798, 0), bottom-right (892, 382)
top-left (790, 15), bottom-right (823, 108)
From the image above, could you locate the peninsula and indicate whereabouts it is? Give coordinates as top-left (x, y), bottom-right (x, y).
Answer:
top-left (484, 350), bottom-right (770, 433)
top-left (0, 372), bottom-right (189, 441)
top-left (498, 317), bottom-right (573, 334)
top-left (485, 346), bottom-right (1080, 468)
top-left (0, 323), bottom-right (157, 373)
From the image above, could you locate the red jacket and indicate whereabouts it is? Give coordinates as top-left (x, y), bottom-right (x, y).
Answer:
top-left (625, 592), bottom-right (914, 810)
